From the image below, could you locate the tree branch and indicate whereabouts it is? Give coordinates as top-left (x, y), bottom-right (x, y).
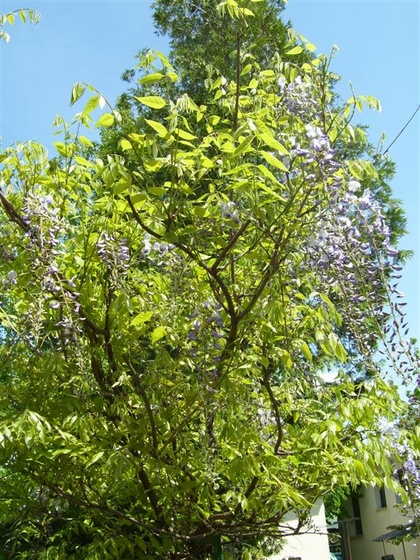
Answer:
top-left (125, 358), bottom-right (158, 450)
top-left (0, 190), bottom-right (31, 232)
top-left (261, 365), bottom-right (283, 455)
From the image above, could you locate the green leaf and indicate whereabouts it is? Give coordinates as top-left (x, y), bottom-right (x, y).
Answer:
top-left (135, 96), bottom-right (167, 109)
top-left (54, 142), bottom-right (72, 158)
top-left (279, 349), bottom-right (293, 369)
top-left (259, 150), bottom-right (288, 172)
top-left (145, 119), bottom-right (169, 138)
top-left (193, 207), bottom-right (210, 218)
top-left (286, 46), bottom-right (303, 55)
top-left (299, 340), bottom-right (313, 362)
top-left (255, 181), bottom-right (285, 201)
top-left (305, 42), bottom-right (317, 52)
top-left (257, 164), bottom-right (279, 184)
top-left (144, 159), bottom-right (164, 171)
top-left (87, 451), bottom-right (104, 468)
top-left (78, 135), bottom-right (94, 148)
top-left (114, 176), bottom-right (132, 195)
top-left (139, 72), bottom-right (165, 85)
top-left (151, 326), bottom-right (166, 343)
top-left (209, 115), bottom-right (221, 126)
top-left (233, 135), bottom-right (254, 157)
top-left (257, 132), bottom-right (288, 154)
top-left (260, 356), bottom-right (269, 368)
top-left (200, 155), bottom-right (214, 169)
top-left (149, 186), bottom-right (166, 196)
top-left (74, 155), bottom-right (91, 167)
top-left (83, 95), bottom-right (99, 115)
top-left (334, 341), bottom-right (347, 363)
top-left (176, 128), bottom-right (197, 141)
top-left (155, 50), bottom-right (173, 69)
top-left (70, 82), bottom-right (86, 106)
top-left (96, 113), bottom-right (115, 127)
top-left (240, 64), bottom-right (253, 76)
top-left (131, 311), bottom-right (154, 326)
top-left (167, 71), bottom-right (179, 83)
top-left (28, 9), bottom-right (41, 24)
top-left (120, 139), bottom-right (133, 151)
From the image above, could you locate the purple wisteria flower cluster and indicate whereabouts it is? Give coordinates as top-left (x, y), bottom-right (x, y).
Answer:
top-left (398, 451), bottom-right (420, 502)
top-left (220, 201), bottom-right (240, 222)
top-left (20, 192), bottom-right (81, 343)
top-left (279, 75), bottom-right (318, 120)
top-left (275, 82), bottom-right (418, 379)
top-left (379, 420), bottom-right (420, 513)
top-left (23, 193), bottom-right (62, 255)
top-left (140, 233), bottom-right (178, 267)
top-left (291, 143), bottom-right (418, 378)
top-left (1, 269), bottom-right (17, 287)
top-left (289, 123), bottom-right (340, 182)
top-left (97, 232), bottom-right (130, 272)
top-left (187, 301), bottom-right (224, 343)
top-left (187, 301), bottom-right (225, 378)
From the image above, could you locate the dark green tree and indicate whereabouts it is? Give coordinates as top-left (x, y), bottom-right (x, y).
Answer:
top-left (152, 0), bottom-right (289, 96)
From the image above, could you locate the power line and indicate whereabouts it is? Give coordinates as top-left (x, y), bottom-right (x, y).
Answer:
top-left (383, 103), bottom-right (420, 155)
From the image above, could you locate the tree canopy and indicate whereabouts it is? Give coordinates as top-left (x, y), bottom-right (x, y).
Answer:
top-left (0, 2), bottom-right (419, 559)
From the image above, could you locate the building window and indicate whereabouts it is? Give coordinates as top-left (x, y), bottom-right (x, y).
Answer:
top-left (351, 494), bottom-right (363, 535)
top-left (374, 485), bottom-right (387, 508)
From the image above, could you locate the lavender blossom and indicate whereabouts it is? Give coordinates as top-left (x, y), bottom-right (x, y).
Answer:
top-left (97, 233), bottom-right (130, 271)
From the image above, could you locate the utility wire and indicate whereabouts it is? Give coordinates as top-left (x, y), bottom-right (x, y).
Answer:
top-left (383, 103), bottom-right (420, 154)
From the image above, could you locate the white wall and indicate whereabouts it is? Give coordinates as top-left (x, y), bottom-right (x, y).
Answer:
top-left (346, 485), bottom-right (420, 560)
top-left (270, 499), bottom-right (331, 560)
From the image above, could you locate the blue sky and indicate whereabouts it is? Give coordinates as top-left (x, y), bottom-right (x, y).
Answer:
top-left (1, 0), bottom-right (419, 344)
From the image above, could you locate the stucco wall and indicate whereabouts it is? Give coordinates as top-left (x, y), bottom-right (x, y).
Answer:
top-left (270, 499), bottom-right (331, 560)
top-left (346, 485), bottom-right (419, 560)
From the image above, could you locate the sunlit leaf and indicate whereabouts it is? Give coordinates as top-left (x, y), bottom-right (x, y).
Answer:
top-left (151, 326), bottom-right (166, 342)
top-left (286, 45), bottom-right (303, 55)
top-left (259, 150), bottom-right (288, 172)
top-left (131, 311), bottom-right (154, 326)
top-left (135, 95), bottom-right (167, 109)
top-left (96, 113), bottom-right (115, 127)
top-left (144, 119), bottom-right (168, 137)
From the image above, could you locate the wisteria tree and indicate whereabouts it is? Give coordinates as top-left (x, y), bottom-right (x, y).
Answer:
top-left (0, 2), bottom-right (419, 559)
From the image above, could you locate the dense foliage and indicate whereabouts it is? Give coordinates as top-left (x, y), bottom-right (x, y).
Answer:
top-left (152, 0), bottom-right (288, 97)
top-left (0, 2), bottom-right (419, 559)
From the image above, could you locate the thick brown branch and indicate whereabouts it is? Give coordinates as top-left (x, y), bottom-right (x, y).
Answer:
top-left (0, 191), bottom-right (31, 232)
top-left (237, 241), bottom-right (281, 321)
top-left (104, 277), bottom-right (118, 376)
top-left (125, 358), bottom-right (158, 450)
top-left (234, 475), bottom-right (259, 517)
top-left (261, 365), bottom-right (283, 455)
top-left (210, 219), bottom-right (251, 271)
top-left (127, 195), bottom-right (164, 240)
top-left (137, 467), bottom-right (165, 525)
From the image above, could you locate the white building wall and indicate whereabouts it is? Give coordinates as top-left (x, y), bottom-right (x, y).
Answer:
top-left (270, 499), bottom-right (331, 560)
top-left (347, 485), bottom-right (419, 560)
